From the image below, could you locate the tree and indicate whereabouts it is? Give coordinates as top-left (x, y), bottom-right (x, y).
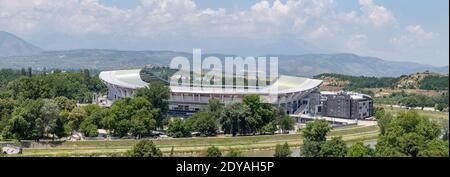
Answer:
top-left (27, 67), bottom-right (32, 77)
top-left (301, 140), bottom-right (323, 157)
top-left (274, 142), bottom-right (292, 157)
top-left (226, 149), bottom-right (242, 157)
top-left (375, 108), bottom-right (393, 135)
top-left (207, 98), bottom-right (222, 114)
top-left (167, 118), bottom-right (191, 138)
top-left (417, 140), bottom-right (449, 157)
top-left (67, 107), bottom-right (87, 131)
top-left (319, 136), bottom-right (347, 157)
top-left (79, 121), bottom-right (98, 137)
top-left (134, 83), bottom-right (171, 129)
top-left (220, 103), bottom-right (250, 136)
top-left (128, 140), bottom-right (163, 157)
top-left (83, 104), bottom-right (107, 128)
top-left (130, 109), bottom-right (156, 139)
top-left (376, 110), bottom-right (447, 157)
top-left (435, 103), bottom-right (447, 112)
top-left (277, 113), bottom-right (295, 133)
top-left (37, 99), bottom-right (60, 138)
top-left (53, 117), bottom-right (69, 139)
top-left (302, 119), bottom-right (330, 142)
top-left (115, 119), bottom-right (130, 138)
top-left (54, 96), bottom-right (76, 112)
top-left (186, 111), bottom-right (218, 136)
top-left (242, 95), bottom-right (277, 133)
top-left (300, 119), bottom-right (331, 157)
top-left (347, 142), bottom-right (374, 157)
top-left (4, 112), bottom-right (30, 141)
top-left (207, 146), bottom-right (222, 157)
top-left (1, 99), bottom-right (45, 141)
top-left (106, 97), bottom-right (156, 138)
top-left (262, 123), bottom-right (276, 135)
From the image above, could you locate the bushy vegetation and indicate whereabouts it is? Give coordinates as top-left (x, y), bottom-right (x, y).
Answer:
top-left (375, 110), bottom-right (448, 157)
top-left (1, 68), bottom-right (105, 102)
top-left (419, 75), bottom-right (449, 90)
top-left (127, 140), bottom-right (162, 157)
top-left (315, 72), bottom-right (449, 91)
top-left (207, 146), bottom-right (222, 157)
top-left (375, 91), bottom-right (448, 110)
top-left (300, 109), bottom-right (448, 157)
top-left (274, 142), bottom-right (292, 157)
top-left (314, 73), bottom-right (399, 90)
top-left (301, 119), bottom-right (347, 157)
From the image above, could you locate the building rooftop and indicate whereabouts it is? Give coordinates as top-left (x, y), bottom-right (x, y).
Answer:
top-left (100, 69), bottom-right (323, 94)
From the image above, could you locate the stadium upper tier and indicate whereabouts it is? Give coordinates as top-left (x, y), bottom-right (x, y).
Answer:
top-left (99, 69), bottom-right (322, 94)
top-left (99, 69), bottom-right (323, 95)
top-left (99, 69), bottom-right (148, 89)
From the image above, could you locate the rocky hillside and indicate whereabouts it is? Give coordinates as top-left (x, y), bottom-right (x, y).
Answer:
top-left (316, 71), bottom-right (449, 91)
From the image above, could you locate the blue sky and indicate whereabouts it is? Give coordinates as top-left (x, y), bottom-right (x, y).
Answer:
top-left (100, 0), bottom-right (449, 36)
top-left (0, 0), bottom-right (448, 66)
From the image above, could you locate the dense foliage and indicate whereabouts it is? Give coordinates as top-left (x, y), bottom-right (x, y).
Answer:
top-left (207, 146), bottom-right (222, 157)
top-left (375, 110), bottom-right (448, 157)
top-left (2, 69), bottom-right (105, 102)
top-left (314, 73), bottom-right (399, 90)
top-left (375, 91), bottom-right (449, 110)
top-left (315, 73), bottom-right (449, 91)
top-left (347, 142), bottom-right (374, 157)
top-left (419, 75), bottom-right (449, 90)
top-left (127, 140), bottom-right (163, 157)
top-left (134, 83), bottom-right (171, 129)
top-left (274, 142), bottom-right (292, 157)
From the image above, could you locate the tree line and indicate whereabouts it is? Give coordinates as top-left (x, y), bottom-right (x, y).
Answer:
top-left (314, 73), bottom-right (449, 91)
top-left (1, 68), bottom-right (295, 141)
top-left (166, 95), bottom-right (295, 138)
top-left (129, 108), bottom-right (448, 157)
top-left (375, 91), bottom-right (449, 111)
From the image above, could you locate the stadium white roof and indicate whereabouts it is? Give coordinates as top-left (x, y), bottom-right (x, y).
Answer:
top-left (100, 69), bottom-right (323, 94)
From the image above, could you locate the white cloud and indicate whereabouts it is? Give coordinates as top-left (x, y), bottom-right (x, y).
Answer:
top-left (0, 0), bottom-right (445, 65)
top-left (347, 34), bottom-right (368, 50)
top-left (358, 0), bottom-right (395, 28)
top-left (308, 25), bottom-right (332, 39)
top-left (390, 25), bottom-right (438, 48)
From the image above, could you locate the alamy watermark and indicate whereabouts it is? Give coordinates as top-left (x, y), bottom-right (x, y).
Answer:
top-left (169, 49), bottom-right (280, 102)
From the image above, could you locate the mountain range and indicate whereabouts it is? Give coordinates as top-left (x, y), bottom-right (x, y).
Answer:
top-left (0, 31), bottom-right (448, 77)
top-left (0, 31), bottom-right (42, 57)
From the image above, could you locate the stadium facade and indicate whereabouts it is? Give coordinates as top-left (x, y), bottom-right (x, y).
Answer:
top-left (99, 67), bottom-right (373, 119)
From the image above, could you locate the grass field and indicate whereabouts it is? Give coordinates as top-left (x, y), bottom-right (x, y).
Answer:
top-left (376, 104), bottom-right (449, 120)
top-left (4, 125), bottom-right (379, 157)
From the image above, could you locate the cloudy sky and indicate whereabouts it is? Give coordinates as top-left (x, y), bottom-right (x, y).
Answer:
top-left (0, 0), bottom-right (448, 66)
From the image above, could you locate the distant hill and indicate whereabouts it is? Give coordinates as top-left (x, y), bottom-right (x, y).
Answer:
top-left (0, 31), bottom-right (447, 77)
top-left (0, 31), bottom-right (42, 57)
top-left (269, 53), bottom-right (449, 77)
top-left (0, 49), bottom-right (448, 77)
top-left (315, 71), bottom-right (449, 91)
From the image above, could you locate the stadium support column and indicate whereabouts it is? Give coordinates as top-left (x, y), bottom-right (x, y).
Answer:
top-left (284, 94), bottom-right (288, 113)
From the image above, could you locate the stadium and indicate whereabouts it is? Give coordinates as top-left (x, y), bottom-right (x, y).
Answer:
top-left (99, 66), bottom-right (324, 116)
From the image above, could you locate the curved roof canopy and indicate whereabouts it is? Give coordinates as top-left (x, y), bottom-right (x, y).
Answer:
top-left (100, 69), bottom-right (323, 94)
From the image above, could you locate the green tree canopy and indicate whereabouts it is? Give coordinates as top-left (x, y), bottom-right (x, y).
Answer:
top-left (376, 110), bottom-right (448, 157)
top-left (319, 136), bottom-right (347, 157)
top-left (134, 83), bottom-right (171, 129)
top-left (274, 142), bottom-right (292, 157)
top-left (128, 140), bottom-right (163, 157)
top-left (167, 118), bottom-right (191, 138)
top-left (207, 146), bottom-right (222, 157)
top-left (186, 111), bottom-right (218, 136)
top-left (347, 142), bottom-right (374, 157)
